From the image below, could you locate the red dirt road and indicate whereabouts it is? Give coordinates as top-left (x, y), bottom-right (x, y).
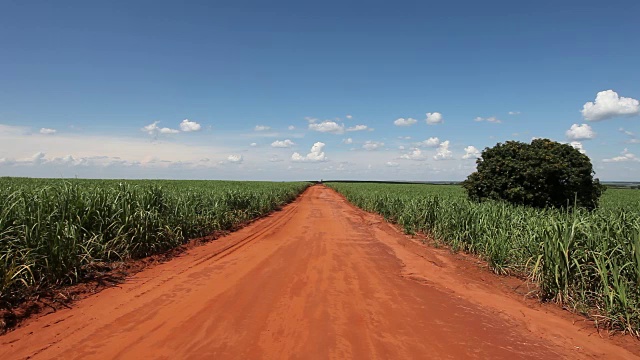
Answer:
top-left (1, 186), bottom-right (638, 359)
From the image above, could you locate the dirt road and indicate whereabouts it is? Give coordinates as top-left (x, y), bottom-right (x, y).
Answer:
top-left (1, 186), bottom-right (638, 359)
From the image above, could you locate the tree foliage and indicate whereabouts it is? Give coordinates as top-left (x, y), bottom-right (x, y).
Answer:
top-left (462, 138), bottom-right (604, 210)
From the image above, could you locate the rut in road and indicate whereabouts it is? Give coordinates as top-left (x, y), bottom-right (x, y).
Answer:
top-left (1, 185), bottom-right (638, 359)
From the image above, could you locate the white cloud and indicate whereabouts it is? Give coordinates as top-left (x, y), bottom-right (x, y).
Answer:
top-left (619, 127), bottom-right (634, 136)
top-left (39, 128), bottom-right (57, 135)
top-left (433, 140), bottom-right (453, 160)
top-left (426, 112), bottom-right (443, 125)
top-left (179, 119), bottom-right (201, 132)
top-left (569, 141), bottom-right (586, 154)
top-left (271, 139), bottom-right (295, 148)
top-left (566, 124), bottom-right (596, 141)
top-left (291, 142), bottom-right (328, 162)
top-left (398, 145), bottom-right (405, 150)
top-left (160, 128), bottom-right (180, 134)
top-left (250, 142), bottom-right (257, 147)
top-left (305, 117), bottom-right (318, 124)
top-left (394, 118), bottom-right (417, 126)
top-left (416, 137), bottom-right (440, 147)
top-left (347, 124), bottom-right (369, 132)
top-left (582, 90), bottom-right (640, 121)
top-left (346, 115), bottom-right (353, 119)
top-left (474, 116), bottom-right (502, 123)
top-left (32, 152), bottom-right (46, 164)
top-left (142, 122), bottom-right (160, 135)
top-left (603, 148), bottom-right (639, 163)
top-left (254, 125), bottom-right (271, 131)
top-left (618, 127), bottom-right (639, 143)
top-left (52, 154), bottom-right (79, 166)
top-left (400, 148), bottom-right (427, 161)
top-left (142, 121), bottom-right (179, 136)
top-left (343, 138), bottom-right (353, 144)
top-left (508, 111), bottom-right (521, 115)
top-left (462, 146), bottom-right (481, 159)
top-left (227, 154), bottom-right (243, 163)
top-left (308, 120), bottom-right (345, 134)
top-left (288, 125), bottom-right (295, 130)
top-left (66, 155), bottom-right (82, 165)
top-left (268, 155), bottom-right (283, 162)
top-left (362, 141), bottom-right (384, 151)
top-left (386, 161), bottom-right (399, 167)
top-left (322, 162), bottom-right (349, 172)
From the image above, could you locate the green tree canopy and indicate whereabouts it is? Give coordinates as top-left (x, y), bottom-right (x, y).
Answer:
top-left (462, 138), bottom-right (604, 210)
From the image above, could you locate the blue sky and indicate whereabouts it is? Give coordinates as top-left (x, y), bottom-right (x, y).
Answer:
top-left (1, 0), bottom-right (639, 181)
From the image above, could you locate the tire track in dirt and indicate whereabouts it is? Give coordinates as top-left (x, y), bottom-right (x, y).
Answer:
top-left (0, 185), bottom-right (638, 359)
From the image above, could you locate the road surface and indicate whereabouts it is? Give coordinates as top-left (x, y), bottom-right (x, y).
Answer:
top-left (1, 186), bottom-right (638, 359)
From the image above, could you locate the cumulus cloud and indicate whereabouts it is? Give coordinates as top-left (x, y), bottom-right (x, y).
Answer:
top-left (288, 125), bottom-right (295, 130)
top-left (291, 142), bottom-right (328, 162)
top-left (362, 141), bottom-right (384, 151)
top-left (582, 90), bottom-right (640, 121)
top-left (32, 152), bottom-right (47, 164)
top-left (570, 141), bottom-right (586, 154)
top-left (271, 139), bottom-right (295, 148)
top-left (54, 155), bottom-right (79, 166)
top-left (462, 146), bottom-right (481, 159)
top-left (433, 140), bottom-right (453, 160)
top-left (142, 122), bottom-right (160, 135)
top-left (308, 120), bottom-right (345, 134)
top-left (416, 137), bottom-right (440, 147)
top-left (343, 138), bottom-right (353, 144)
top-left (254, 125), bottom-right (271, 131)
top-left (603, 148), bottom-right (639, 163)
top-left (269, 155), bottom-right (283, 162)
top-left (566, 124), bottom-right (596, 141)
top-left (347, 124), bottom-right (369, 132)
top-left (39, 128), bottom-right (57, 135)
top-left (426, 112), bottom-right (443, 125)
top-left (474, 116), bottom-right (502, 123)
top-left (179, 119), bottom-right (201, 132)
top-left (346, 115), bottom-right (353, 119)
top-left (508, 111), bottom-right (521, 115)
top-left (227, 154), bottom-right (243, 163)
top-left (142, 121), bottom-right (179, 136)
top-left (250, 142), bottom-right (257, 147)
top-left (400, 148), bottom-right (427, 161)
top-left (394, 118), bottom-right (417, 126)
top-left (386, 161), bottom-right (399, 167)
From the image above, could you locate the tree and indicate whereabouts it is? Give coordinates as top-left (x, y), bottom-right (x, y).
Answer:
top-left (462, 138), bottom-right (604, 210)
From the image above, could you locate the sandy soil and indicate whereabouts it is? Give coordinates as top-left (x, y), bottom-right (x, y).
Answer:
top-left (0, 185), bottom-right (638, 359)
